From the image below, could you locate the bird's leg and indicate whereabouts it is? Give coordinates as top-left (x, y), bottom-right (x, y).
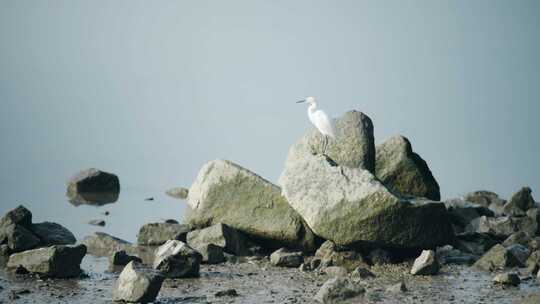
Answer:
top-left (323, 135), bottom-right (328, 155)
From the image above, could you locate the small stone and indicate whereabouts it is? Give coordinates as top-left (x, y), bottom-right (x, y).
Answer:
top-left (88, 219), bottom-right (106, 226)
top-left (314, 277), bottom-right (365, 304)
top-left (165, 187), bottom-right (189, 199)
top-left (507, 244), bottom-right (531, 265)
top-left (194, 243), bottom-right (225, 264)
top-left (350, 267), bottom-right (375, 279)
top-left (109, 250), bottom-right (142, 266)
top-left (137, 222), bottom-right (190, 246)
top-left (492, 272), bottom-right (520, 286)
top-left (82, 232), bottom-right (133, 257)
top-left (270, 248), bottom-right (303, 267)
top-left (214, 289), bottom-right (238, 297)
top-left (410, 250), bottom-right (439, 275)
top-left (112, 261), bottom-right (164, 303)
top-left (386, 281), bottom-right (407, 293)
top-left (144, 197), bottom-right (154, 201)
top-left (153, 240), bottom-right (201, 278)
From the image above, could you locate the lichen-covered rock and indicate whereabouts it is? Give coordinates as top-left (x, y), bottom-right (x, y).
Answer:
top-left (82, 232), bottom-right (133, 257)
top-left (7, 245), bottom-right (86, 278)
top-left (502, 231), bottom-right (531, 247)
top-left (153, 240), bottom-right (201, 278)
top-left (314, 277), bottom-right (365, 304)
top-left (186, 159), bottom-right (316, 251)
top-left (315, 241), bottom-right (368, 271)
top-left (112, 261), bottom-right (164, 303)
top-left (287, 110), bottom-right (375, 171)
top-left (503, 187), bottom-right (535, 216)
top-left (137, 222), bottom-right (190, 246)
top-left (464, 191), bottom-right (506, 208)
top-left (279, 153), bottom-right (453, 248)
top-left (492, 272), bottom-right (520, 286)
top-left (410, 250), bottom-right (439, 275)
top-left (375, 135), bottom-right (440, 200)
top-left (270, 248), bottom-right (304, 267)
top-left (30, 222), bottom-right (76, 246)
top-left (67, 168), bottom-right (120, 195)
top-left (165, 187), bottom-right (189, 199)
top-left (473, 244), bottom-right (523, 271)
top-left (187, 223), bottom-right (250, 256)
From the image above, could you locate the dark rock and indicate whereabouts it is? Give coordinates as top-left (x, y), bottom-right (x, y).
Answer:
top-left (0, 205), bottom-right (32, 228)
top-left (444, 198), bottom-right (494, 232)
top-left (350, 267), bottom-right (375, 279)
top-left (194, 243), bottom-right (224, 264)
top-left (455, 232), bottom-right (499, 256)
top-left (280, 153), bottom-right (453, 248)
top-left (82, 232), bottom-right (133, 256)
top-left (506, 244), bottom-right (530, 265)
top-left (187, 223), bottom-right (250, 256)
top-left (270, 248), bottom-right (303, 267)
top-left (67, 191), bottom-right (119, 207)
top-left (410, 250), bottom-right (439, 275)
top-left (315, 241), bottom-right (368, 271)
top-left (137, 222), bottom-right (190, 246)
top-left (112, 261), bottom-right (164, 303)
top-left (164, 219), bottom-right (179, 224)
top-left (215, 289), bottom-right (238, 297)
top-left (375, 135), bottom-right (440, 200)
top-left (110, 250), bottom-right (142, 266)
top-left (367, 248), bottom-right (393, 265)
top-left (473, 244), bottom-right (523, 271)
top-left (30, 222), bottom-right (76, 246)
top-left (314, 277), bottom-right (365, 304)
top-left (0, 244), bottom-right (10, 257)
top-left (466, 216), bottom-right (536, 239)
top-left (88, 219), bottom-right (105, 227)
top-left (7, 245), bottom-right (86, 278)
top-left (492, 272), bottom-right (520, 286)
top-left (166, 187), bottom-right (189, 200)
top-left (144, 197), bottom-right (154, 201)
top-left (153, 240), bottom-right (201, 278)
top-left (1, 224), bottom-right (40, 253)
top-left (186, 159), bottom-right (316, 252)
top-left (67, 168), bottom-right (120, 194)
top-left (529, 237), bottom-right (540, 251)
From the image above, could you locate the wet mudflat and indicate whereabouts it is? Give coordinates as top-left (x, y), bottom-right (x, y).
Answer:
top-left (1, 255), bottom-right (539, 304)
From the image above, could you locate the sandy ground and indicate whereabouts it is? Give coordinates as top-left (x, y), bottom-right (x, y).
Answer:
top-left (1, 254), bottom-right (539, 304)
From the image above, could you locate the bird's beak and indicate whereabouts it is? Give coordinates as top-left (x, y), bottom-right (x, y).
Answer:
top-left (296, 99), bottom-right (306, 103)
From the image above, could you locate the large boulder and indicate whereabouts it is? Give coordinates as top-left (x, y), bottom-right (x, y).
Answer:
top-left (7, 245), bottom-right (86, 278)
top-left (375, 135), bottom-right (440, 200)
top-left (137, 223), bottom-right (190, 246)
top-left (112, 261), bottom-right (164, 303)
top-left (186, 223), bottom-right (250, 256)
top-left (473, 244), bottom-right (523, 271)
top-left (279, 153), bottom-right (453, 248)
top-left (30, 222), bottom-right (76, 246)
top-left (67, 168), bottom-right (120, 194)
top-left (82, 232), bottom-right (133, 257)
top-left (186, 159), bottom-right (316, 251)
top-left (153, 240), bottom-right (201, 278)
top-left (287, 110), bottom-right (375, 171)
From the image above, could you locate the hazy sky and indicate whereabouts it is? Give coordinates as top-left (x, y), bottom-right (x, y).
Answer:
top-left (1, 1), bottom-right (540, 204)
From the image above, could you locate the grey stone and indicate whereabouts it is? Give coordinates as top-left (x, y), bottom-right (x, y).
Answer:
top-left (502, 231), bottom-right (531, 247)
top-left (435, 245), bottom-right (477, 265)
top-left (2, 224), bottom-right (40, 253)
top-left (110, 250), bottom-right (142, 266)
top-left (455, 233), bottom-right (499, 256)
top-left (350, 267), bottom-right (375, 279)
top-left (165, 187), bottom-right (189, 199)
top-left (473, 244), bottom-right (523, 271)
top-left (492, 272), bottom-right (520, 286)
top-left (187, 223), bottom-right (250, 256)
top-left (153, 240), bottom-right (201, 278)
top-left (410, 250), bottom-right (439, 275)
top-left (186, 159), bottom-right (316, 251)
top-left (67, 168), bottom-right (120, 194)
top-left (386, 281), bottom-right (407, 293)
top-left (315, 241), bottom-right (368, 271)
top-left (503, 187), bottom-right (535, 216)
top-left (112, 261), bottom-right (164, 303)
top-left (270, 248), bottom-right (303, 267)
top-left (314, 277), bottom-right (365, 304)
top-left (29, 222), bottom-right (76, 246)
top-left (279, 153), bottom-right (453, 248)
top-left (322, 266), bottom-right (348, 277)
top-left (7, 245), bottom-right (86, 278)
top-left (464, 191), bottom-right (506, 208)
top-left (506, 244), bottom-right (531, 265)
top-left (375, 135), bottom-right (440, 200)
top-left (0, 205), bottom-right (32, 228)
top-left (137, 222), bottom-right (190, 246)
top-left (465, 216), bottom-right (536, 239)
top-left (194, 243), bottom-right (224, 264)
top-left (444, 198), bottom-right (494, 231)
top-left (82, 232), bottom-right (133, 257)
top-left (518, 294), bottom-right (540, 304)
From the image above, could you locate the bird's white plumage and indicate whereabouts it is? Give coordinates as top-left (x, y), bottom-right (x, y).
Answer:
top-left (309, 108), bottom-right (335, 138)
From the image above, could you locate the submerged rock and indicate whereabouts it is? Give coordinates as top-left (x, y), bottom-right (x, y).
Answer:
top-left (82, 232), bottom-right (133, 256)
top-left (67, 168), bottom-right (120, 194)
top-left (187, 223), bottom-right (250, 256)
top-left (112, 261), bottom-right (164, 303)
top-left (270, 248), bottom-right (303, 267)
top-left (410, 250), bottom-right (439, 275)
top-left (375, 135), bottom-right (440, 200)
top-left (137, 222), bottom-right (190, 246)
top-left (186, 159), bottom-right (316, 251)
top-left (153, 240), bottom-right (201, 278)
top-left (279, 153), bottom-right (453, 248)
top-left (492, 272), bottom-right (520, 286)
top-left (314, 277), bottom-right (365, 304)
top-left (88, 219), bottom-right (105, 227)
top-left (29, 222), bottom-right (76, 246)
top-left (473, 244), bottom-right (523, 271)
top-left (165, 187), bottom-right (189, 199)
top-left (7, 245), bottom-right (86, 278)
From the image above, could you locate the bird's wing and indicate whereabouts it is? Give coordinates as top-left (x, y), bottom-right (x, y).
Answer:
top-left (313, 110), bottom-right (336, 138)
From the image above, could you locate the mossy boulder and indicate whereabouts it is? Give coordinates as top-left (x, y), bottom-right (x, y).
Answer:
top-left (186, 159), bottom-right (316, 252)
top-left (279, 153), bottom-right (453, 248)
top-left (375, 135), bottom-right (440, 200)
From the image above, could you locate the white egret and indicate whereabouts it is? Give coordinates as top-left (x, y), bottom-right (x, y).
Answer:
top-left (297, 97), bottom-right (336, 154)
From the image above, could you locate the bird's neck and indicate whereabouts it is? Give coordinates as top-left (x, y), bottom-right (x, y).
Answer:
top-left (307, 103), bottom-right (317, 115)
